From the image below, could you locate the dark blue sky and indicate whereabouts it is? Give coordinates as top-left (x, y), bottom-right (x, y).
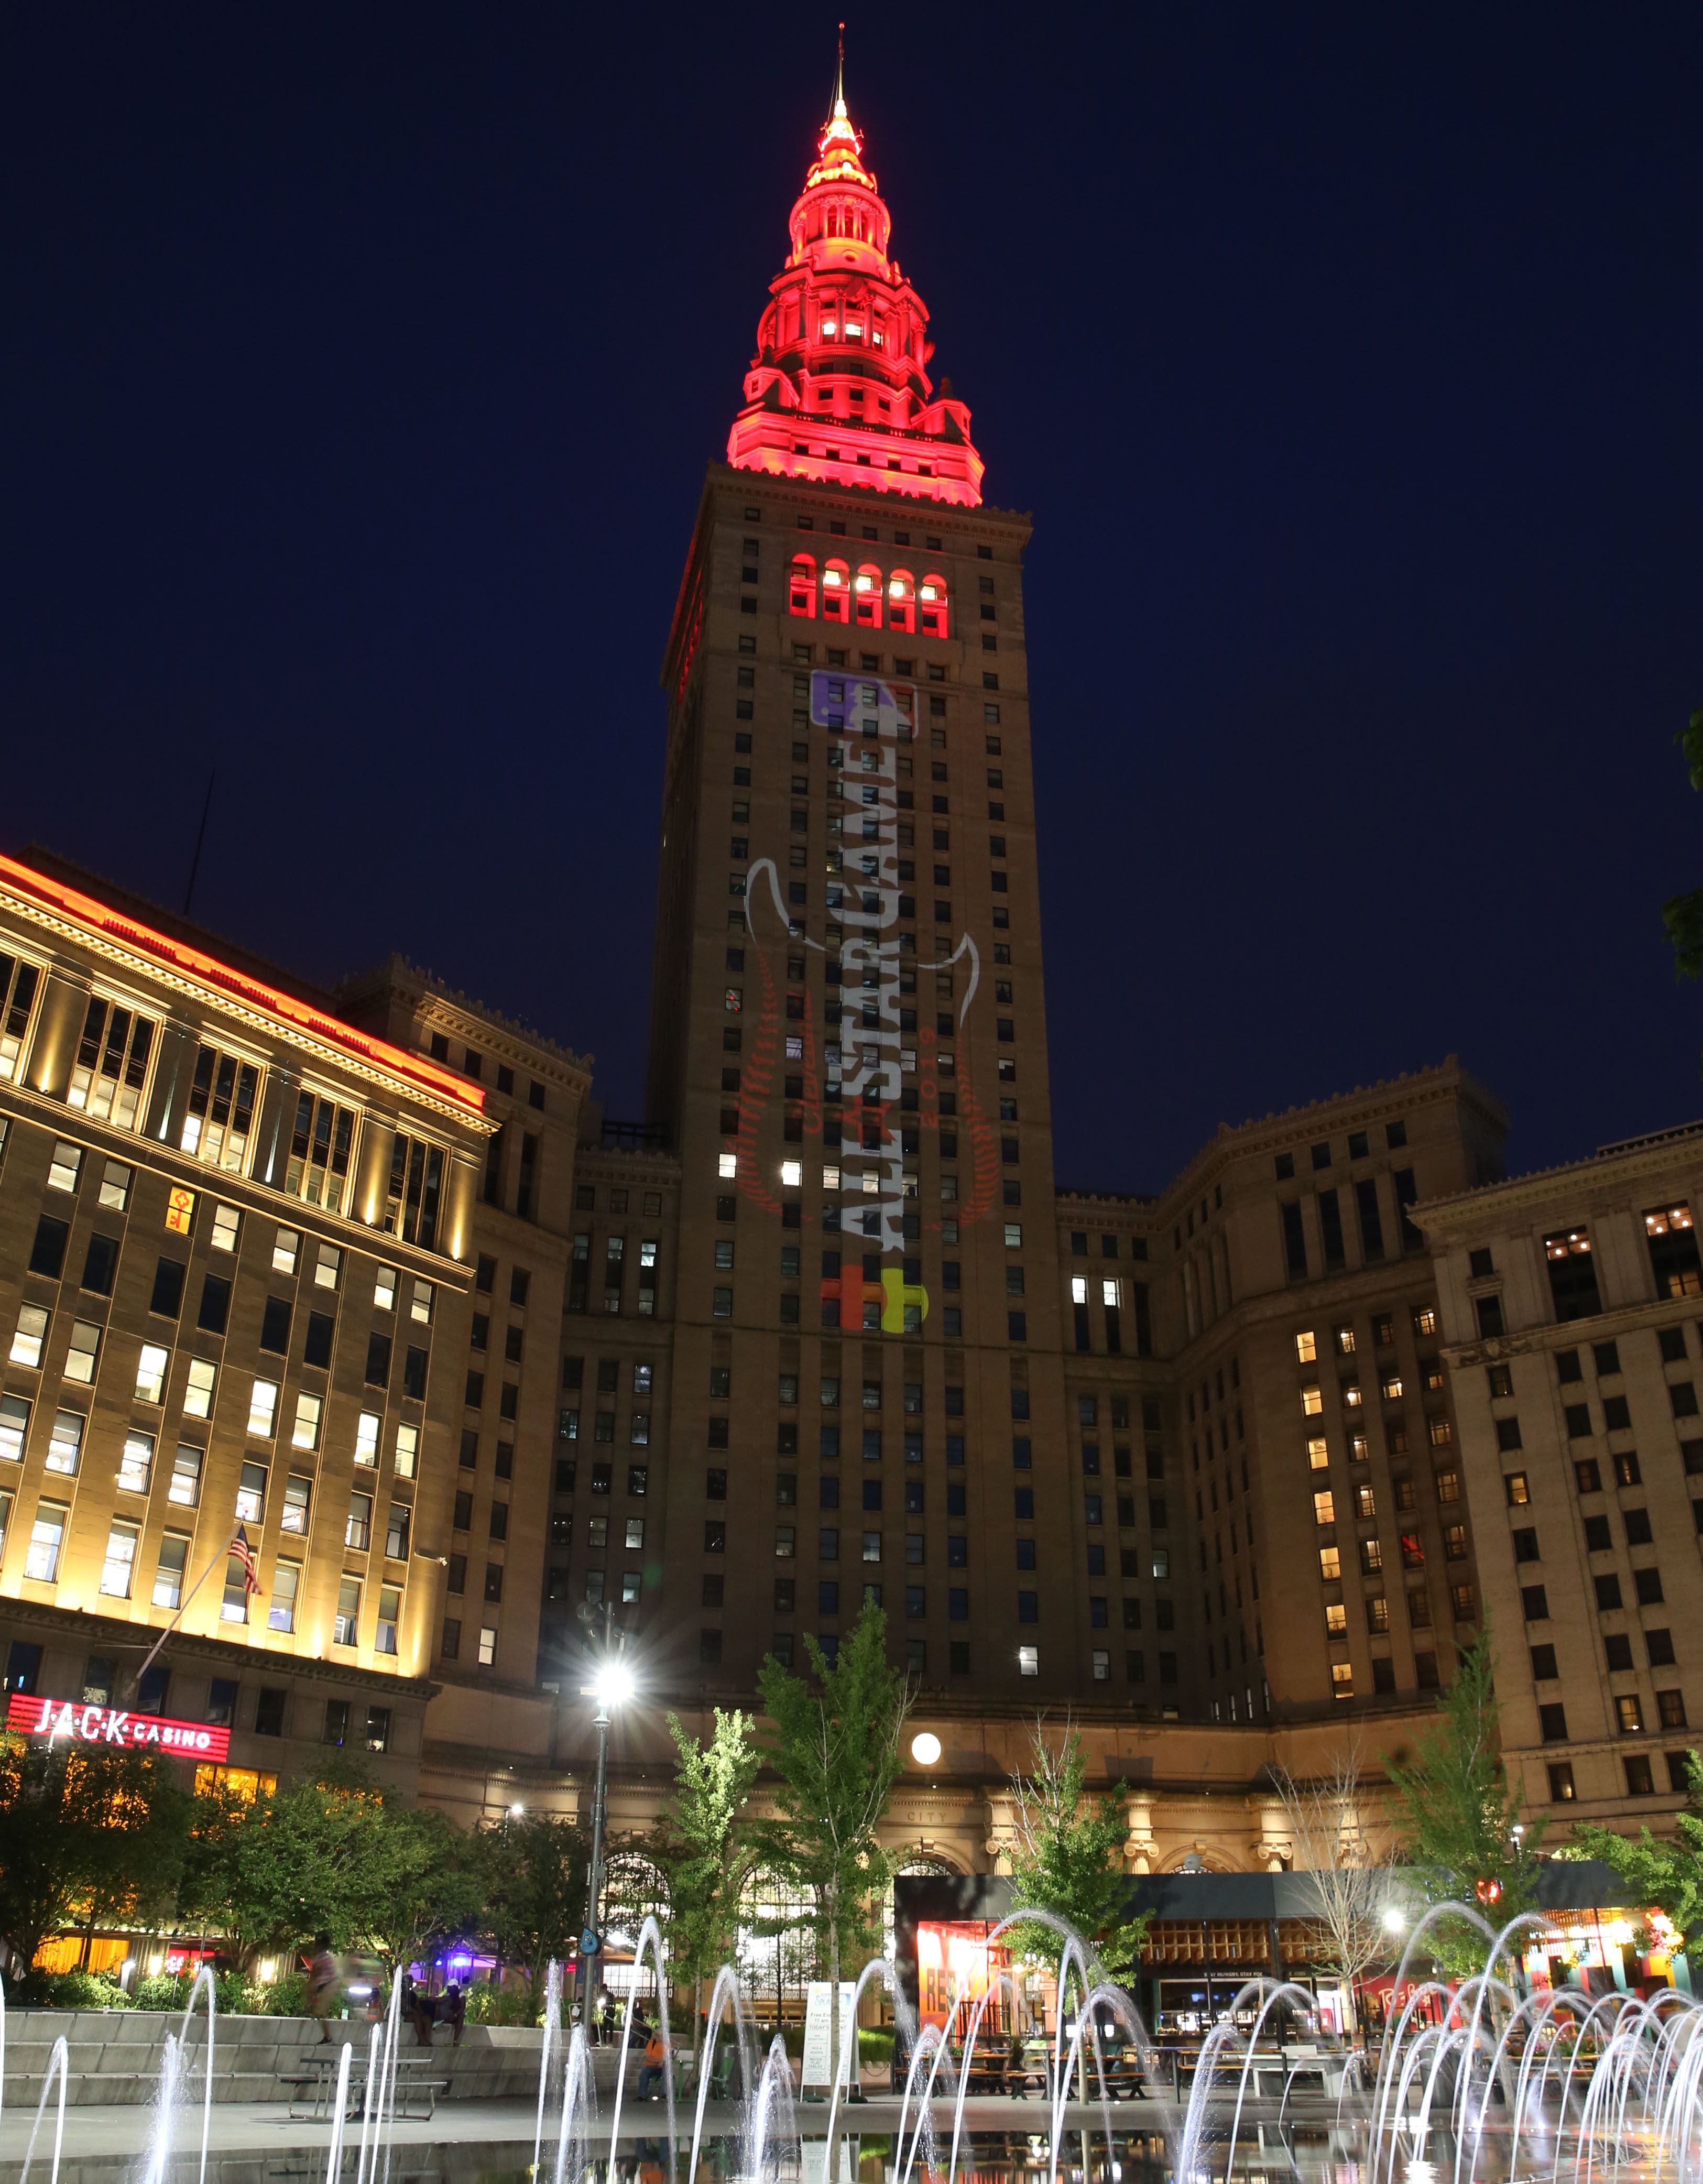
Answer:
top-left (1, 5), bottom-right (1698, 1192)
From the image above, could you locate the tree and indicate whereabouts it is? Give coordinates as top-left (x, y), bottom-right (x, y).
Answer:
top-left (1003, 1719), bottom-right (1148, 1985)
top-left (0, 1735), bottom-right (190, 1972)
top-left (1383, 1622), bottom-right (1545, 1972)
top-left (477, 1809), bottom-right (590, 2004)
top-left (1572, 1747), bottom-right (1703, 1965)
top-left (1268, 1743), bottom-right (1394, 2033)
top-left (755, 1603), bottom-right (910, 2097)
top-left (350, 1804), bottom-right (484, 1973)
top-left (178, 1761), bottom-right (433, 1971)
top-left (660, 1708), bottom-right (760, 2059)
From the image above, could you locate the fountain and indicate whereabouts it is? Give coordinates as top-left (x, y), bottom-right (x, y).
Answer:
top-left (533, 1959), bottom-right (564, 2177)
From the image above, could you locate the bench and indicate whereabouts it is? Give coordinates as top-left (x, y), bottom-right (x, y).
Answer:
top-left (280, 2054), bottom-right (447, 2122)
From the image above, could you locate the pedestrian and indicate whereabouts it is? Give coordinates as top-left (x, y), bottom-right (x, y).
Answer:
top-left (636, 2022), bottom-right (667, 2101)
top-left (307, 1935), bottom-right (339, 2043)
top-left (439, 1981), bottom-right (466, 2048)
top-left (599, 1989), bottom-right (617, 2047)
top-left (411, 1984), bottom-right (439, 2049)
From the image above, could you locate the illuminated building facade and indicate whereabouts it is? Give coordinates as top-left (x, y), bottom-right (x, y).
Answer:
top-left (0, 851), bottom-right (491, 1792)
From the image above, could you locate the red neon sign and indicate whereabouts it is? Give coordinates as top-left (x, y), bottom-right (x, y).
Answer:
top-left (6, 1692), bottom-right (231, 1762)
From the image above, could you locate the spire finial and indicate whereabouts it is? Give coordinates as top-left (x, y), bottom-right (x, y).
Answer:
top-left (833, 23), bottom-right (847, 120)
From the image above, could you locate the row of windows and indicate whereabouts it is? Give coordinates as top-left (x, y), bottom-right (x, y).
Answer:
top-left (1471, 1205), bottom-right (1702, 1336)
top-left (0, 1645), bottom-right (395, 1751)
top-left (421, 1030), bottom-right (547, 1109)
top-left (1282, 1174), bottom-right (1423, 1279)
top-left (1276, 1121), bottom-right (1409, 1178)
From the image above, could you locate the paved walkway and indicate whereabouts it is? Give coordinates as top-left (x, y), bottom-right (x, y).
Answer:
top-left (0, 2093), bottom-right (1178, 2164)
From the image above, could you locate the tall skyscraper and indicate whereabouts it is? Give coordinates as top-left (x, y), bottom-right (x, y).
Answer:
top-left (648, 69), bottom-right (1094, 1698)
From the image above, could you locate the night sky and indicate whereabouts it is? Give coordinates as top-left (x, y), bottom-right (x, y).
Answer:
top-left (1, 6), bottom-right (1699, 1194)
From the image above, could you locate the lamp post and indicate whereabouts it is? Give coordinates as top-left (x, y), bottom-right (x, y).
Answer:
top-left (577, 1649), bottom-right (635, 2018)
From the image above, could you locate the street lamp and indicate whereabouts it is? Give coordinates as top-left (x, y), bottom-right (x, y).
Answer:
top-left (577, 1647), bottom-right (636, 2012)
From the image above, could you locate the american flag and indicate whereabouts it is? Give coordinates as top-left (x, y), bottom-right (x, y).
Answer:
top-left (230, 1524), bottom-right (262, 1595)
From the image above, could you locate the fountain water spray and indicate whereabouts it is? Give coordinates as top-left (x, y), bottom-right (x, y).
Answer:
top-left (176, 1961), bottom-right (216, 2184)
top-left (533, 1958), bottom-right (563, 2176)
top-left (17, 2033), bottom-right (68, 2184)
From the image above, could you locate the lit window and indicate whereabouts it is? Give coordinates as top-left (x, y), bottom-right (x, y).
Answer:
top-left (1151, 1548), bottom-right (1170, 1579)
top-left (395, 1422), bottom-right (418, 1479)
top-left (919, 574), bottom-right (950, 638)
top-left (887, 569), bottom-right (915, 635)
top-left (10, 1304), bottom-right (48, 1369)
top-left (374, 1265), bottom-right (397, 1311)
top-left (1005, 1223), bottom-right (1023, 1248)
top-left (47, 1141), bottom-right (82, 1193)
top-left (183, 1357), bottom-right (216, 1418)
top-left (164, 1185), bottom-right (195, 1235)
top-left (235, 1460), bottom-right (266, 1523)
top-left (854, 563), bottom-right (883, 627)
top-left (117, 1430), bottom-right (153, 1494)
top-left (1102, 1280), bottom-right (1118, 1306)
top-left (782, 1160), bottom-right (802, 1187)
top-left (333, 1578), bottom-right (361, 1646)
top-left (180, 1044), bottom-right (260, 1172)
top-left (1071, 1277), bottom-right (1087, 1304)
top-left (99, 1160), bottom-right (133, 1211)
top-left (1295, 1330), bottom-right (1317, 1363)
top-left (64, 1320), bottom-right (101, 1384)
top-left (354, 1412), bottom-right (381, 1466)
top-left (169, 1445), bottom-right (202, 1506)
top-left (1331, 1663), bottom-right (1354, 1695)
top-left (1018, 1645), bottom-right (1039, 1676)
top-left (100, 1521), bottom-right (139, 1597)
top-left (1307, 1436), bottom-right (1329, 1470)
top-left (719, 1152), bottom-right (738, 1180)
top-left (1324, 1602), bottom-right (1347, 1635)
top-left (0, 955), bottom-right (42, 1079)
top-left (136, 1345), bottom-right (169, 1405)
top-left (153, 1533), bottom-right (189, 1608)
top-left (0, 1393), bottom-right (31, 1461)
top-left (478, 1625), bottom-right (498, 1665)
top-left (273, 1228), bottom-right (300, 1275)
top-left (1318, 1545), bottom-right (1341, 1580)
top-left (280, 1474), bottom-right (310, 1533)
top-left (248, 1378), bottom-right (280, 1438)
top-left (725, 986), bottom-right (743, 1012)
top-left (376, 1586), bottom-right (401, 1655)
top-left (411, 1279), bottom-right (434, 1324)
top-left (68, 999), bottom-right (156, 1129)
top-left (1313, 1491), bottom-right (1335, 1526)
top-left (625, 1517), bottom-right (645, 1549)
top-left (1382, 1374), bottom-right (1404, 1401)
top-left (269, 1560), bottom-right (300, 1633)
top-left (1336, 1326), bottom-right (1356, 1355)
top-left (25, 1499), bottom-right (68, 1582)
top-left (1301, 1386), bottom-right (1323, 1416)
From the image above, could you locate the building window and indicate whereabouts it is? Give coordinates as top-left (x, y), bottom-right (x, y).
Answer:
top-left (283, 1091), bottom-right (356, 1214)
top-left (180, 1044), bottom-right (260, 1172)
top-left (68, 998), bottom-right (156, 1129)
top-left (333, 1579), bottom-right (361, 1646)
top-left (384, 1133), bottom-right (446, 1251)
top-left (25, 1499), bottom-right (68, 1582)
top-left (269, 1559), bottom-right (300, 1633)
top-left (1544, 1228), bottom-right (1603, 1320)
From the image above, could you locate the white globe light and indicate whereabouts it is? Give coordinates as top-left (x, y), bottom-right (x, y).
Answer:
top-left (911, 1731), bottom-right (942, 1766)
top-left (1382, 1904), bottom-right (1407, 1932)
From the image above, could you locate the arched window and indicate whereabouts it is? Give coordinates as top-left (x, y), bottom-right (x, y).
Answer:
top-left (853, 563), bottom-right (882, 628)
top-left (919, 573), bottom-right (949, 639)
top-left (886, 567), bottom-right (915, 635)
top-left (821, 558), bottom-right (850, 623)
top-left (789, 553), bottom-right (817, 618)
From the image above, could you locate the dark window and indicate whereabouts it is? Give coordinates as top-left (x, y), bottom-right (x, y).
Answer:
top-left (1635, 1565), bottom-right (1665, 1605)
top-left (1530, 1643), bottom-right (1558, 1680)
top-left (254, 1687), bottom-right (286, 1738)
top-left (196, 1274), bottom-right (231, 1335)
top-left (259, 1294), bottom-right (291, 1352)
top-left (1521, 1584), bottom-right (1549, 1621)
top-left (1317, 1188), bottom-right (1345, 1271)
top-left (303, 1311), bottom-right (334, 1368)
top-left (1545, 1230), bottom-right (1603, 1320)
top-left (1538, 1703), bottom-right (1568, 1743)
top-left (150, 1256), bottom-right (187, 1318)
top-left (29, 1217), bottom-right (70, 1280)
top-left (405, 1347), bottom-right (428, 1400)
top-left (1476, 1295), bottom-right (1504, 1339)
top-left (1356, 1179), bottom-right (1384, 1261)
top-left (81, 1232), bottom-right (119, 1294)
top-left (1280, 1202), bottom-right (1307, 1279)
top-left (1594, 1574), bottom-right (1623, 1611)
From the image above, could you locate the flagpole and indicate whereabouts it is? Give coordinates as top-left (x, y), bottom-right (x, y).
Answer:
top-left (133, 1535), bottom-right (235, 1692)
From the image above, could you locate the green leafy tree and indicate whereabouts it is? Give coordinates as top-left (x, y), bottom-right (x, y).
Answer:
top-left (660, 1708), bottom-right (760, 2058)
top-left (1573, 1748), bottom-right (1703, 1965)
top-left (1384, 1622), bottom-right (1545, 1972)
top-left (0, 1735), bottom-right (191, 1972)
top-left (477, 1809), bottom-right (590, 2004)
top-left (755, 1603), bottom-right (910, 2094)
top-left (1003, 1720), bottom-right (1148, 1984)
top-left (1661, 706), bottom-right (1703, 1007)
top-left (178, 1761), bottom-right (432, 1971)
top-left (351, 1803), bottom-right (484, 1972)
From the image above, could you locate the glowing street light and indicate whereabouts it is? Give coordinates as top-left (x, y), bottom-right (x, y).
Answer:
top-left (910, 1731), bottom-right (942, 1766)
top-left (1382, 1904), bottom-right (1408, 1932)
top-left (576, 1635), bottom-right (636, 2014)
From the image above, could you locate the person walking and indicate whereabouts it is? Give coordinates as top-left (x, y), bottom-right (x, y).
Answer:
top-left (307, 1935), bottom-right (339, 2043)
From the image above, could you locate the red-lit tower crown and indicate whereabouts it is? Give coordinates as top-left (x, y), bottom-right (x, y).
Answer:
top-left (726, 66), bottom-right (984, 506)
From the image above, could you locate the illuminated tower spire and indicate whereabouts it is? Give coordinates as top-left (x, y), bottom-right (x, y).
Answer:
top-left (726, 48), bottom-right (984, 506)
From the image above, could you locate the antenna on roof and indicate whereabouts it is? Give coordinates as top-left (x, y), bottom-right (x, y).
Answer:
top-left (183, 766), bottom-right (217, 915)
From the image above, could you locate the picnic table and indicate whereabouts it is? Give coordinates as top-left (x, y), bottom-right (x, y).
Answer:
top-left (279, 2050), bottom-right (447, 2122)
